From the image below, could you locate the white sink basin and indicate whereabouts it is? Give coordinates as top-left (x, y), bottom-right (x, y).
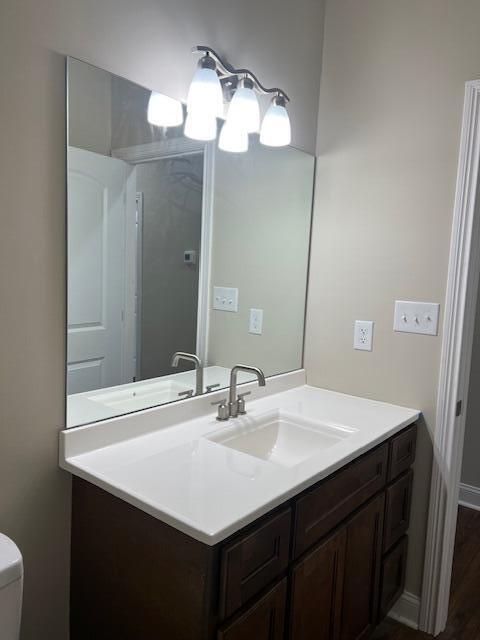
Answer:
top-left (89, 380), bottom-right (193, 412)
top-left (206, 409), bottom-right (357, 467)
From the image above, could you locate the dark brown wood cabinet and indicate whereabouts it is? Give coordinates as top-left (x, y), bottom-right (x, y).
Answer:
top-left (379, 536), bottom-right (409, 620)
top-left (218, 580), bottom-right (287, 640)
top-left (340, 493), bottom-right (385, 640)
top-left (290, 528), bottom-right (346, 640)
top-left (70, 422), bottom-right (417, 640)
top-left (219, 508), bottom-right (291, 619)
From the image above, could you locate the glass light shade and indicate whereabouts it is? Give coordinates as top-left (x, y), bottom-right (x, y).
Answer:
top-left (187, 67), bottom-right (224, 119)
top-left (260, 102), bottom-right (291, 147)
top-left (184, 111), bottom-right (217, 141)
top-left (147, 91), bottom-right (184, 127)
top-left (218, 121), bottom-right (249, 153)
top-left (226, 87), bottom-right (260, 133)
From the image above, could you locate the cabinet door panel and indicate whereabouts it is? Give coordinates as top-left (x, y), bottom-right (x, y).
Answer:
top-left (290, 528), bottom-right (346, 640)
top-left (217, 579), bottom-right (286, 640)
top-left (379, 536), bottom-right (408, 620)
top-left (383, 470), bottom-right (413, 552)
top-left (340, 493), bottom-right (385, 640)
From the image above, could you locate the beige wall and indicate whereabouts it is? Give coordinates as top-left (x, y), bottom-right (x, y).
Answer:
top-left (0, 1), bottom-right (325, 638)
top-left (462, 280), bottom-right (480, 488)
top-left (208, 142), bottom-right (314, 376)
top-left (306, 0), bottom-right (480, 597)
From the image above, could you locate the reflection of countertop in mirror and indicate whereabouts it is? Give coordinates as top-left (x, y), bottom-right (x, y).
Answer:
top-left (67, 365), bottom-right (255, 428)
top-left (61, 370), bottom-right (420, 544)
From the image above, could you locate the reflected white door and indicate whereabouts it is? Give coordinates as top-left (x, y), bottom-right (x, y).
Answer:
top-left (67, 147), bottom-right (131, 394)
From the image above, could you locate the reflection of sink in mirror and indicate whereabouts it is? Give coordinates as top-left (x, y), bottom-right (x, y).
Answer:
top-left (206, 410), bottom-right (358, 467)
top-left (90, 380), bottom-right (192, 411)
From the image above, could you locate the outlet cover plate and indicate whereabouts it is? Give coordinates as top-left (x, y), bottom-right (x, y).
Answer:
top-left (354, 320), bottom-right (374, 351)
top-left (249, 308), bottom-right (263, 335)
top-left (213, 286), bottom-right (238, 312)
top-left (393, 300), bottom-right (440, 335)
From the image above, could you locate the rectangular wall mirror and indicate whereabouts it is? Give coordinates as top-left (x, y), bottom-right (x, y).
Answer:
top-left (66, 57), bottom-right (315, 427)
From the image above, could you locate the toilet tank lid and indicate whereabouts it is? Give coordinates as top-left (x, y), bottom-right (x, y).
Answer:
top-left (0, 534), bottom-right (23, 589)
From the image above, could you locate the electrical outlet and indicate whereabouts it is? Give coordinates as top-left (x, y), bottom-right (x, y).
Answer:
top-left (354, 320), bottom-right (374, 351)
top-left (249, 308), bottom-right (263, 335)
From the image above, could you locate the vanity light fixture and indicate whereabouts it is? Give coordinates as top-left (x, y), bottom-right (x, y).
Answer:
top-left (186, 46), bottom-right (291, 150)
top-left (187, 54), bottom-right (224, 119)
top-left (259, 95), bottom-right (292, 147)
top-left (184, 111), bottom-right (217, 141)
top-left (218, 120), bottom-right (249, 153)
top-left (147, 91), bottom-right (184, 127)
top-left (226, 77), bottom-right (261, 134)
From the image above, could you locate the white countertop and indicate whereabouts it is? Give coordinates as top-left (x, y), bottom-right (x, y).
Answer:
top-left (60, 372), bottom-right (420, 545)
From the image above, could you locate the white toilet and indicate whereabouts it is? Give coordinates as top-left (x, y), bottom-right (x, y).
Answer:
top-left (0, 534), bottom-right (23, 640)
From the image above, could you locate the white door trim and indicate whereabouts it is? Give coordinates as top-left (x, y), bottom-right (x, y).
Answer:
top-left (459, 483), bottom-right (480, 511)
top-left (196, 142), bottom-right (215, 364)
top-left (135, 191), bottom-right (144, 380)
top-left (420, 80), bottom-right (480, 635)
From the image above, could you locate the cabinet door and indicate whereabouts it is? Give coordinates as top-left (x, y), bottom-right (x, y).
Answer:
top-left (379, 536), bottom-right (408, 620)
top-left (340, 493), bottom-right (385, 640)
top-left (383, 470), bottom-right (413, 552)
top-left (290, 528), bottom-right (346, 640)
top-left (217, 579), bottom-right (286, 640)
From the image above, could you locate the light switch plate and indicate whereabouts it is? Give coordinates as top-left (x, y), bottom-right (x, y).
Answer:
top-left (393, 300), bottom-right (440, 335)
top-left (249, 308), bottom-right (263, 335)
top-left (213, 286), bottom-right (238, 312)
top-left (354, 320), bottom-right (374, 351)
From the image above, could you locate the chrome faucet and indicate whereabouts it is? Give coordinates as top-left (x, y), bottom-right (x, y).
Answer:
top-left (171, 352), bottom-right (203, 396)
top-left (228, 364), bottom-right (266, 418)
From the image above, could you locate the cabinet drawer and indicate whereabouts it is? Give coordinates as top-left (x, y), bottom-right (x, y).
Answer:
top-left (379, 536), bottom-right (408, 620)
top-left (217, 579), bottom-right (286, 640)
top-left (219, 508), bottom-right (291, 619)
top-left (383, 470), bottom-right (413, 552)
top-left (294, 443), bottom-right (388, 557)
top-left (388, 424), bottom-right (417, 481)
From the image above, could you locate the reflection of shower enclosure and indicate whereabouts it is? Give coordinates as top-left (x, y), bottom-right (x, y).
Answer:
top-left (136, 153), bottom-right (204, 380)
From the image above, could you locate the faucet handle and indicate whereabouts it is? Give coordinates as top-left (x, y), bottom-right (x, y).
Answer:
top-left (211, 398), bottom-right (229, 421)
top-left (178, 389), bottom-right (194, 398)
top-left (237, 391), bottom-right (251, 415)
top-left (206, 383), bottom-right (221, 393)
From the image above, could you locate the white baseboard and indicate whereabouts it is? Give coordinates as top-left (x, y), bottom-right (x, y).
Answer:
top-left (388, 590), bottom-right (421, 630)
top-left (459, 482), bottom-right (480, 511)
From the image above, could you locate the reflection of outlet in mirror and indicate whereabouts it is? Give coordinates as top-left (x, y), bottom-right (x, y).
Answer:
top-left (354, 320), bottom-right (374, 351)
top-left (249, 308), bottom-right (263, 335)
top-left (213, 286), bottom-right (238, 312)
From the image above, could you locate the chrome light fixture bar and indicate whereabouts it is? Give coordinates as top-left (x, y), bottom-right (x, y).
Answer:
top-left (186, 45), bottom-right (291, 151)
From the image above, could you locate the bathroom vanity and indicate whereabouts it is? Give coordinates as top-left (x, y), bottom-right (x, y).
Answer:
top-left (63, 59), bottom-right (419, 639)
top-left (61, 375), bottom-right (419, 640)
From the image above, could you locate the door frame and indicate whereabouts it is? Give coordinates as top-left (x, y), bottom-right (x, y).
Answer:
top-left (112, 139), bottom-right (213, 364)
top-left (420, 80), bottom-right (480, 635)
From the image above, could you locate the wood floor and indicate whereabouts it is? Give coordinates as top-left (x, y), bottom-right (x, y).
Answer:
top-left (372, 506), bottom-right (480, 639)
